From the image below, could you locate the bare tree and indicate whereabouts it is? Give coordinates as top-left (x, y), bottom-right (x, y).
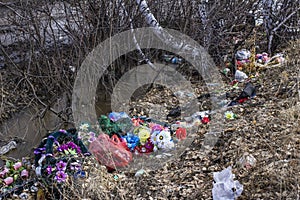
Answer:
top-left (261, 0), bottom-right (300, 54)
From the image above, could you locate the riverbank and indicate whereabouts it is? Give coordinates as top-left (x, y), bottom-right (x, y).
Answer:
top-left (1, 40), bottom-right (299, 199)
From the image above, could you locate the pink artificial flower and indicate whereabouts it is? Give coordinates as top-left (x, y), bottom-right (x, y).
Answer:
top-left (4, 177), bottom-right (14, 185)
top-left (149, 123), bottom-right (163, 132)
top-left (21, 169), bottom-right (29, 178)
top-left (13, 162), bottom-right (22, 170)
top-left (0, 168), bottom-right (9, 178)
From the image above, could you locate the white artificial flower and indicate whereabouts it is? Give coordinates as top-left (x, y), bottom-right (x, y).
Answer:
top-left (156, 130), bottom-right (172, 149)
top-left (79, 123), bottom-right (90, 132)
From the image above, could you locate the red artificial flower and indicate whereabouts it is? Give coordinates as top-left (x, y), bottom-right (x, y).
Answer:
top-left (132, 118), bottom-right (144, 126)
top-left (201, 116), bottom-right (210, 124)
top-left (176, 127), bottom-right (187, 140)
top-left (238, 97), bottom-right (248, 104)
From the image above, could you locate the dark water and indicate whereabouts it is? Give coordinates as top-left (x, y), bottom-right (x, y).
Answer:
top-left (0, 92), bottom-right (111, 166)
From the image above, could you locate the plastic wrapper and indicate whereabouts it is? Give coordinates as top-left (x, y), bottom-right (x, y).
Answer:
top-left (235, 49), bottom-right (251, 61)
top-left (89, 134), bottom-right (132, 169)
top-left (212, 166), bottom-right (243, 200)
top-left (234, 70), bottom-right (248, 82)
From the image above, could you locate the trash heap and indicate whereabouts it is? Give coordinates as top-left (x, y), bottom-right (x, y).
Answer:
top-left (222, 49), bottom-right (286, 83)
top-left (81, 111), bottom-right (211, 170)
top-left (0, 47), bottom-right (294, 199)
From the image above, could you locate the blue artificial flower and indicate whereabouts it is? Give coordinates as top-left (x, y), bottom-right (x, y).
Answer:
top-left (122, 133), bottom-right (140, 151)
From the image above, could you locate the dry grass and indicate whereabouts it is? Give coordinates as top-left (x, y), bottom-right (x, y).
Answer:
top-left (45, 40), bottom-right (300, 200)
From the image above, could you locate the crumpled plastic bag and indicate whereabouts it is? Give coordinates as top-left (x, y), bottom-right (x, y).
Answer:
top-left (0, 141), bottom-right (17, 155)
top-left (235, 70), bottom-right (248, 82)
top-left (235, 49), bottom-right (251, 61)
top-left (212, 166), bottom-right (243, 200)
top-left (89, 134), bottom-right (132, 169)
top-left (237, 82), bottom-right (256, 100)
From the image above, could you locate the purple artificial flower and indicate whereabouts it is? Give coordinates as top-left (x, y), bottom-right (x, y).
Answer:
top-left (56, 160), bottom-right (67, 171)
top-left (88, 132), bottom-right (96, 143)
top-left (67, 142), bottom-right (81, 154)
top-left (54, 171), bottom-right (68, 183)
top-left (46, 165), bottom-right (52, 175)
top-left (57, 144), bottom-right (68, 152)
top-left (144, 139), bottom-right (154, 151)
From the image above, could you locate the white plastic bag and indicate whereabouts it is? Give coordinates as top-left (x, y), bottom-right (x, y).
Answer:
top-left (212, 166), bottom-right (243, 200)
top-left (235, 70), bottom-right (248, 82)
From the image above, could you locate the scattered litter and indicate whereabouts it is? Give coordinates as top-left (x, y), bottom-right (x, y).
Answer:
top-left (0, 141), bottom-right (17, 155)
top-left (235, 49), bottom-right (251, 61)
top-left (238, 153), bottom-right (257, 169)
top-left (256, 53), bottom-right (286, 68)
top-left (135, 169), bottom-right (145, 177)
top-left (174, 90), bottom-right (195, 98)
top-left (166, 106), bottom-right (181, 119)
top-left (221, 68), bottom-right (231, 76)
top-left (212, 166), bottom-right (243, 200)
top-left (113, 174), bottom-right (119, 180)
top-left (224, 111), bottom-right (237, 120)
top-left (256, 52), bottom-right (269, 64)
top-left (89, 134), bottom-right (133, 169)
top-left (235, 70), bottom-right (248, 82)
top-left (237, 82), bottom-right (257, 100)
top-left (163, 54), bottom-right (183, 64)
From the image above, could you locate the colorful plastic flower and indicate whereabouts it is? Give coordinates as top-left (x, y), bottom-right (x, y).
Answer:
top-left (79, 122), bottom-right (90, 132)
top-left (132, 117), bottom-right (144, 126)
top-left (122, 133), bottom-right (140, 151)
top-left (58, 141), bottom-right (81, 155)
top-left (21, 169), bottom-right (29, 178)
top-left (54, 171), bottom-right (68, 183)
top-left (150, 130), bottom-right (160, 145)
top-left (88, 132), bottom-right (96, 143)
top-left (144, 139), bottom-right (154, 152)
top-left (149, 123), bottom-right (163, 132)
top-left (56, 160), bottom-right (67, 171)
top-left (156, 130), bottom-right (172, 149)
top-left (13, 162), bottom-right (22, 170)
top-left (176, 127), bottom-right (187, 140)
top-left (46, 165), bottom-right (53, 175)
top-left (201, 116), bottom-right (210, 124)
top-left (134, 127), bottom-right (150, 144)
top-left (67, 142), bottom-right (81, 154)
top-left (0, 168), bottom-right (9, 178)
top-left (3, 177), bottom-right (13, 185)
top-left (225, 111), bottom-right (237, 120)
